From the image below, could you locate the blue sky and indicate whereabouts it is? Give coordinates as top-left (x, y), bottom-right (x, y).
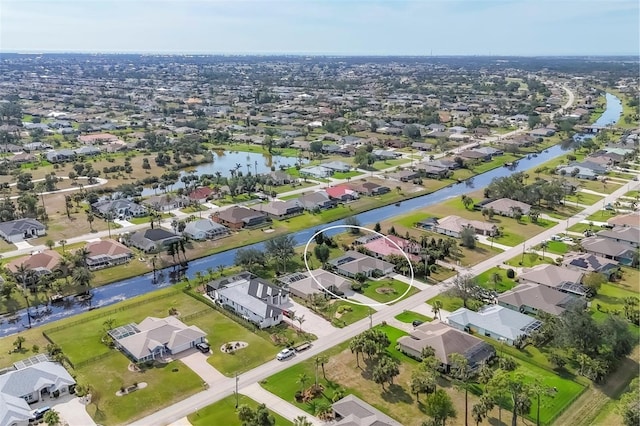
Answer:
top-left (1, 0), bottom-right (638, 55)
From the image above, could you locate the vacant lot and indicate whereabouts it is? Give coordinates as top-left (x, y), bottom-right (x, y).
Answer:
top-left (361, 279), bottom-right (419, 304)
top-left (394, 310), bottom-right (432, 324)
top-left (475, 267), bottom-right (518, 293)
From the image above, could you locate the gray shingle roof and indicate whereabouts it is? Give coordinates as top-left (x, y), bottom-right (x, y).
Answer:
top-left (0, 218), bottom-right (45, 237)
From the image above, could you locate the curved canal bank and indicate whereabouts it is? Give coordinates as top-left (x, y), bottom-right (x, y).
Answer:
top-left (0, 92), bottom-right (623, 337)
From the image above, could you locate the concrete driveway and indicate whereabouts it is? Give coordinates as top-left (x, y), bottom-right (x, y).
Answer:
top-left (282, 300), bottom-right (336, 338)
top-left (177, 348), bottom-right (227, 385)
top-left (53, 394), bottom-right (97, 426)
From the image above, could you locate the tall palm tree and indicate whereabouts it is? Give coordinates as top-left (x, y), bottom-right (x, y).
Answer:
top-left (74, 247), bottom-right (91, 268)
top-left (297, 373), bottom-right (309, 392)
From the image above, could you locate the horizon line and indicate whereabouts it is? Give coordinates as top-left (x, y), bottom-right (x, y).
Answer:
top-left (1, 50), bottom-right (638, 58)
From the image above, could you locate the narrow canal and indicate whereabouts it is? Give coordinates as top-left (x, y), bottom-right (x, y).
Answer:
top-left (0, 92), bottom-right (623, 337)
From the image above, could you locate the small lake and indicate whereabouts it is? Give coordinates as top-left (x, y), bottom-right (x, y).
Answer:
top-left (140, 150), bottom-right (306, 196)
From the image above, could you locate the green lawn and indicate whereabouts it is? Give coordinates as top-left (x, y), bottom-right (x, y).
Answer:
top-left (624, 190), bottom-right (639, 198)
top-left (426, 294), bottom-right (466, 313)
top-left (272, 181), bottom-right (317, 194)
top-left (332, 170), bottom-right (364, 180)
top-left (512, 359), bottom-right (587, 426)
top-left (45, 289), bottom-right (207, 365)
top-left (570, 178), bottom-right (621, 195)
top-left (185, 310), bottom-right (288, 376)
top-left (78, 356), bottom-right (203, 425)
top-left (567, 222), bottom-right (595, 234)
top-left (590, 279), bottom-right (640, 339)
top-left (361, 279), bottom-right (420, 304)
top-left (585, 209), bottom-right (622, 222)
top-left (505, 252), bottom-right (556, 268)
top-left (475, 267), bottom-right (518, 293)
top-left (320, 300), bottom-right (372, 328)
top-left (188, 394), bottom-right (293, 426)
top-left (536, 240), bottom-right (572, 255)
top-left (471, 153), bottom-right (520, 173)
top-left (394, 310), bottom-right (433, 324)
top-left (370, 158), bottom-right (410, 170)
top-left (564, 192), bottom-right (604, 206)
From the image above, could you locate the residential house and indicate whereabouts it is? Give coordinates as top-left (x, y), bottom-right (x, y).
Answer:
top-left (431, 215), bottom-right (497, 238)
top-left (279, 269), bottom-right (353, 299)
top-left (389, 170), bottom-right (420, 182)
top-left (597, 226), bottom-right (640, 248)
top-left (183, 219), bottom-right (229, 241)
top-left (188, 187), bottom-right (214, 204)
top-left (332, 394), bottom-right (402, 426)
top-left (0, 218), bottom-right (46, 243)
top-left (321, 161), bottom-right (352, 172)
top-left (126, 229), bottom-right (182, 253)
top-left (581, 236), bottom-right (636, 266)
top-left (411, 142), bottom-right (433, 151)
top-left (529, 128), bottom-right (556, 137)
top-left (397, 321), bottom-right (495, 369)
top-left (347, 181), bottom-right (390, 196)
top-left (326, 184), bottom-right (360, 202)
top-left (92, 199), bottom-right (147, 219)
top-left (252, 199), bottom-right (304, 219)
top-left (608, 211), bottom-right (640, 228)
top-left (212, 206), bottom-right (269, 229)
top-left (363, 235), bottom-right (421, 262)
top-left (297, 191), bottom-right (337, 211)
top-left (109, 316), bottom-right (206, 363)
top-left (497, 283), bottom-right (578, 316)
top-left (85, 239), bottom-right (133, 270)
top-left (207, 272), bottom-right (289, 328)
top-left (517, 264), bottom-right (588, 296)
top-left (9, 152), bottom-right (36, 164)
top-left (483, 198), bottom-right (532, 217)
top-left (0, 357), bottom-right (76, 425)
top-left (143, 195), bottom-right (189, 212)
top-left (474, 146), bottom-right (503, 157)
top-left (74, 146), bottom-right (101, 157)
top-left (45, 149), bottom-right (76, 163)
top-left (459, 150), bottom-right (489, 162)
top-left (300, 165), bottom-right (333, 179)
top-left (78, 133), bottom-right (119, 145)
top-left (372, 149), bottom-right (401, 160)
top-left (329, 251), bottom-right (395, 279)
top-left (447, 305), bottom-right (543, 346)
top-left (265, 170), bottom-right (296, 186)
top-left (416, 163), bottom-right (449, 178)
top-left (562, 252), bottom-right (620, 279)
top-left (6, 250), bottom-right (61, 284)
top-left (556, 165), bottom-right (598, 180)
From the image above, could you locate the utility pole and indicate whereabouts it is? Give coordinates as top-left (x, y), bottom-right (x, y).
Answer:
top-left (369, 308), bottom-right (373, 329)
top-left (235, 372), bottom-right (239, 408)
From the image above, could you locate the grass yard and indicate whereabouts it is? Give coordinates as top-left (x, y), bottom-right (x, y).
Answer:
top-left (272, 181), bottom-right (317, 194)
top-left (394, 310), bottom-right (433, 324)
top-left (536, 240), bottom-right (572, 255)
top-left (590, 278), bottom-right (640, 339)
top-left (471, 153), bottom-right (520, 173)
top-left (45, 289), bottom-right (206, 365)
top-left (567, 222), bottom-right (596, 234)
top-left (570, 178), bottom-right (621, 195)
top-left (323, 300), bottom-right (372, 328)
top-left (370, 158), bottom-right (411, 170)
top-left (78, 355), bottom-right (203, 425)
top-left (543, 204), bottom-right (584, 219)
top-left (564, 191), bottom-right (604, 206)
top-left (624, 190), bottom-right (639, 198)
top-left (512, 359), bottom-right (587, 426)
top-left (332, 170), bottom-right (364, 180)
top-left (426, 294), bottom-right (466, 313)
top-left (185, 310), bottom-right (286, 376)
top-left (504, 252), bottom-right (557, 268)
top-left (475, 267), bottom-right (518, 293)
top-left (585, 209), bottom-right (623, 222)
top-left (360, 279), bottom-right (419, 304)
top-left (188, 394), bottom-right (292, 426)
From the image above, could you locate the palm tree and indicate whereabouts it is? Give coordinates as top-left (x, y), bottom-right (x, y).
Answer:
top-left (293, 416), bottom-right (313, 426)
top-left (58, 239), bottom-right (67, 254)
top-left (86, 211), bottom-right (95, 232)
top-left (74, 247), bottom-right (91, 268)
top-left (316, 354), bottom-right (329, 379)
top-left (490, 272), bottom-right (502, 291)
top-left (297, 373), bottom-right (309, 392)
top-left (432, 300), bottom-right (443, 320)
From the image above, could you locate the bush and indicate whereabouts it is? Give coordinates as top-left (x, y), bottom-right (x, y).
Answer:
top-left (506, 268), bottom-right (515, 279)
top-left (351, 282), bottom-right (362, 292)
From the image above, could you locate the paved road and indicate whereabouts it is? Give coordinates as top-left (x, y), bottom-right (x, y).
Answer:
top-left (134, 176), bottom-right (638, 426)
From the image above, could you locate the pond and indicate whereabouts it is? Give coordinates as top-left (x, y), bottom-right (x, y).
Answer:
top-left (141, 150), bottom-right (307, 196)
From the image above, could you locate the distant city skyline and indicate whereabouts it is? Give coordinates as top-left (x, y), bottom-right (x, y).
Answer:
top-left (1, 0), bottom-right (638, 56)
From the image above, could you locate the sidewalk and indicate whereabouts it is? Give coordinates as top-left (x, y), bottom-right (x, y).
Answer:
top-left (240, 382), bottom-right (322, 426)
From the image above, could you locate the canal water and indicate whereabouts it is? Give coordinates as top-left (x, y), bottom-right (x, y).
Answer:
top-left (0, 93), bottom-right (622, 337)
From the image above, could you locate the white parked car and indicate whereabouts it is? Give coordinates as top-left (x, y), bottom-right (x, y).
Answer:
top-left (550, 235), bottom-right (562, 242)
top-left (276, 348), bottom-right (295, 361)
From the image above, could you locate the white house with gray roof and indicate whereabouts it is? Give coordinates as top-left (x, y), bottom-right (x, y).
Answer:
top-left (332, 394), bottom-right (402, 426)
top-left (109, 316), bottom-right (206, 363)
top-left (0, 218), bottom-right (46, 243)
top-left (206, 272), bottom-right (288, 328)
top-left (183, 219), bottom-right (229, 241)
top-left (0, 356), bottom-right (76, 426)
top-left (447, 305), bottom-right (542, 346)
